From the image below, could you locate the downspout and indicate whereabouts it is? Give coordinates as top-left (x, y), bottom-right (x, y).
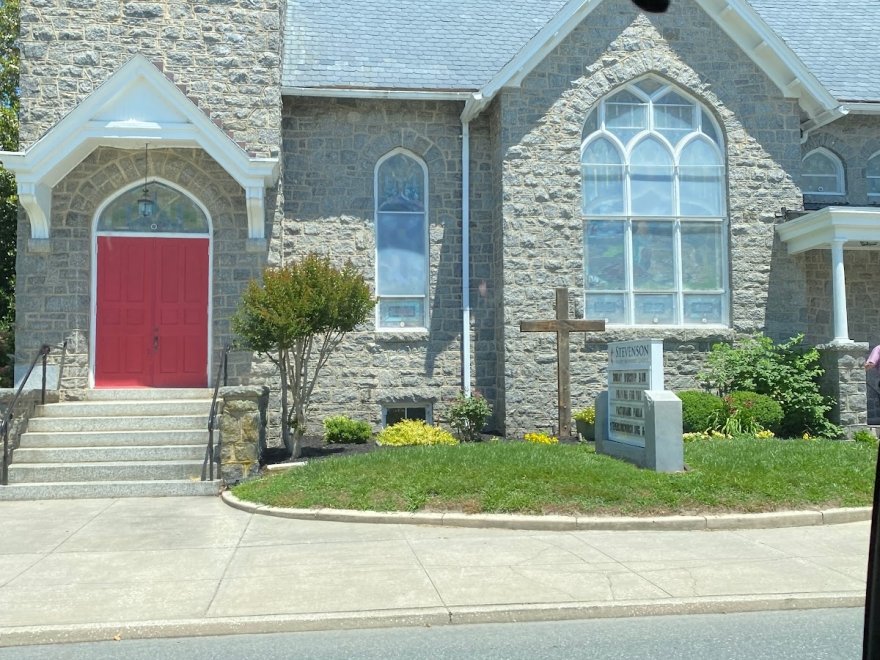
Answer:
top-left (461, 116), bottom-right (472, 398)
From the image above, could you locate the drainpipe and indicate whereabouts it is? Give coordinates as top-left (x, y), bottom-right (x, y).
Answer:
top-left (461, 117), bottom-right (472, 398)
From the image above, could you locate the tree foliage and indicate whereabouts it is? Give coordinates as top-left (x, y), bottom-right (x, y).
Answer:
top-left (232, 254), bottom-right (374, 458)
top-left (698, 334), bottom-right (840, 438)
top-left (0, 0), bottom-right (19, 385)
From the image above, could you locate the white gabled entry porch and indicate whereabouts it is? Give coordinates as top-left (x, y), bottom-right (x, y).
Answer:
top-left (777, 206), bottom-right (880, 428)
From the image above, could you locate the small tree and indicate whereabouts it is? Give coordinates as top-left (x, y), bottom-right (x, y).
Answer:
top-left (232, 254), bottom-right (374, 458)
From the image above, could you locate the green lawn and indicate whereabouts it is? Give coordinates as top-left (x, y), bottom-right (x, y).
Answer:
top-left (231, 439), bottom-right (878, 516)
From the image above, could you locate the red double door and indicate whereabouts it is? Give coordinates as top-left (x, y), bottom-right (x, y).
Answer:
top-left (95, 236), bottom-right (209, 388)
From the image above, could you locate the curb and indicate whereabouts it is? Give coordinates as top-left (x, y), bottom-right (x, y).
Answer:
top-left (0, 593), bottom-right (864, 648)
top-left (220, 491), bottom-right (872, 531)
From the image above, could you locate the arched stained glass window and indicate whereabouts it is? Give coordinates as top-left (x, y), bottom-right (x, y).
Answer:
top-left (802, 148), bottom-right (845, 195)
top-left (867, 153), bottom-right (880, 198)
top-left (581, 78), bottom-right (727, 327)
top-left (97, 182), bottom-right (209, 234)
top-left (375, 150), bottom-right (428, 330)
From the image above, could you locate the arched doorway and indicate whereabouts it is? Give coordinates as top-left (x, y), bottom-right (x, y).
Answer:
top-left (92, 181), bottom-right (211, 388)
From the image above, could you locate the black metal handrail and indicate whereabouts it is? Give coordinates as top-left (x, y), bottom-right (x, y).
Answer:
top-left (1, 344), bottom-right (51, 486)
top-left (204, 344), bottom-right (231, 481)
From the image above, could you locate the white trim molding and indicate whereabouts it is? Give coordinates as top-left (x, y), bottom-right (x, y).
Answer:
top-left (460, 0), bottom-right (842, 131)
top-left (282, 87), bottom-right (473, 101)
top-left (0, 55), bottom-right (280, 243)
top-left (775, 206), bottom-right (880, 254)
top-left (776, 206), bottom-right (880, 346)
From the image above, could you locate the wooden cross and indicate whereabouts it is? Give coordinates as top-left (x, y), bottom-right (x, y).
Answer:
top-left (520, 287), bottom-right (606, 437)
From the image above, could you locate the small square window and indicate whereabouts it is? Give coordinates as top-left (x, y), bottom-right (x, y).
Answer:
top-left (383, 405), bottom-right (430, 427)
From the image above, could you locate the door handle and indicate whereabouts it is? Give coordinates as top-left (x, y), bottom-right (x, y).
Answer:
top-left (153, 335), bottom-right (159, 351)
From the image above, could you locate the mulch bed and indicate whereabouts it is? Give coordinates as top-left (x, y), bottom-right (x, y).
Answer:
top-left (262, 433), bottom-right (586, 466)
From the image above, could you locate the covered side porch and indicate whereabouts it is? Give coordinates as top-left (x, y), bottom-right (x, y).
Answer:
top-left (777, 206), bottom-right (880, 429)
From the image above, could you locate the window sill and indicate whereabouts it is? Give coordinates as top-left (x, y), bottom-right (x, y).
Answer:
top-left (374, 329), bottom-right (430, 343)
top-left (576, 326), bottom-right (734, 343)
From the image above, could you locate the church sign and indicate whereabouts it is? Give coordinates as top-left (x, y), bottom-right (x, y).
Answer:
top-left (607, 339), bottom-right (663, 448)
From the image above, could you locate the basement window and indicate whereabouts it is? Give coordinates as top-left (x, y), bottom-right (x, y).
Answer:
top-left (382, 404), bottom-right (431, 427)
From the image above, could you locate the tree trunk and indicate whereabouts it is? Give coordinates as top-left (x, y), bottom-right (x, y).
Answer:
top-left (279, 351), bottom-right (293, 457)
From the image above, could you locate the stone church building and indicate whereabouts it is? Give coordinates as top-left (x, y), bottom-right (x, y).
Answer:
top-left (5, 0), bottom-right (880, 437)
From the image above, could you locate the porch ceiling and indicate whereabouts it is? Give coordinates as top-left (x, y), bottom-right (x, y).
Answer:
top-left (775, 206), bottom-right (880, 254)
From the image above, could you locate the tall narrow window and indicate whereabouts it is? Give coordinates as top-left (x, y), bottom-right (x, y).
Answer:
top-left (375, 150), bottom-right (428, 329)
top-left (868, 153), bottom-right (880, 199)
top-left (802, 148), bottom-right (845, 195)
top-left (582, 79), bottom-right (728, 326)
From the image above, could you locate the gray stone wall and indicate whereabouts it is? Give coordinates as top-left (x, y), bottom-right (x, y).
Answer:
top-left (818, 342), bottom-right (869, 435)
top-left (798, 116), bottom-right (880, 422)
top-left (803, 115), bottom-right (880, 209)
top-left (495, 0), bottom-right (804, 436)
top-left (17, 0), bottom-right (282, 158)
top-left (468, 112), bottom-right (501, 421)
top-left (270, 97), bottom-right (471, 432)
top-left (14, 147), bottom-right (266, 386)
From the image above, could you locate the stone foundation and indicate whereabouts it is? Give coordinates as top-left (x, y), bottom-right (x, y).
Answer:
top-left (817, 342), bottom-right (869, 436)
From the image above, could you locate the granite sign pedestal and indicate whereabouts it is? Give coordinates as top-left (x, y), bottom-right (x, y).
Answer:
top-left (595, 339), bottom-right (683, 472)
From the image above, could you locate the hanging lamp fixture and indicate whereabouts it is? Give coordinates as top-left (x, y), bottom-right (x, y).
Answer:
top-left (137, 143), bottom-right (154, 218)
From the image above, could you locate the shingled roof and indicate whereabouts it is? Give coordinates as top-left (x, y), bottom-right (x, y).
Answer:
top-left (283, 0), bottom-right (879, 103)
top-left (749, 0), bottom-right (880, 103)
top-left (283, 0), bottom-right (567, 92)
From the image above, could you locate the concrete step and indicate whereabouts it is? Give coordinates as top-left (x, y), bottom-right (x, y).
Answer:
top-left (36, 400), bottom-right (213, 418)
top-left (19, 429), bottom-right (210, 448)
top-left (7, 460), bottom-right (206, 484)
top-left (28, 415), bottom-right (209, 433)
top-left (0, 479), bottom-right (221, 500)
top-left (12, 444), bottom-right (207, 464)
top-left (72, 389), bottom-right (213, 402)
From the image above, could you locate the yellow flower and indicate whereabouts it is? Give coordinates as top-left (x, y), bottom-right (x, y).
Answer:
top-left (524, 432), bottom-right (559, 445)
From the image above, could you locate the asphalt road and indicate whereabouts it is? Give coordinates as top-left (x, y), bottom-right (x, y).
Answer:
top-left (0, 608), bottom-right (863, 659)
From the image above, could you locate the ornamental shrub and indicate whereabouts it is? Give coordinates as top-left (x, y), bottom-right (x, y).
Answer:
top-left (853, 429), bottom-right (878, 444)
top-left (724, 391), bottom-right (783, 434)
top-left (677, 390), bottom-right (725, 433)
top-left (573, 406), bottom-right (596, 424)
top-left (698, 334), bottom-right (841, 438)
top-left (322, 415), bottom-right (372, 444)
top-left (376, 419), bottom-right (458, 447)
top-left (448, 393), bottom-right (492, 442)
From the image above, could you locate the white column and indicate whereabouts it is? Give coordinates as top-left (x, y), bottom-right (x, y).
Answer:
top-left (830, 239), bottom-right (851, 344)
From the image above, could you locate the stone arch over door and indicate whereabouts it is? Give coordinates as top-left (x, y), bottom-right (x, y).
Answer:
top-left (91, 179), bottom-right (213, 388)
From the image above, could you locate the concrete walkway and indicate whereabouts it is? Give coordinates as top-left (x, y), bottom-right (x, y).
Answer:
top-left (0, 496), bottom-right (871, 647)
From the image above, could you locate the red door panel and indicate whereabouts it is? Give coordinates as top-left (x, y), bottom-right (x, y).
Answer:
top-left (95, 236), bottom-right (208, 388)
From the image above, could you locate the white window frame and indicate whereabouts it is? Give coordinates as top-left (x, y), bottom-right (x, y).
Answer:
top-left (374, 148), bottom-right (430, 331)
top-left (802, 147), bottom-right (846, 195)
top-left (581, 78), bottom-right (729, 328)
top-left (868, 151), bottom-right (880, 200)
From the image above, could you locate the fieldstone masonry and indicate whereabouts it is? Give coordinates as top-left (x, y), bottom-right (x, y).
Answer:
top-left (818, 343), bottom-right (869, 435)
top-left (218, 385), bottom-right (268, 484)
top-left (10, 0), bottom-right (878, 437)
top-left (496, 0), bottom-right (804, 435)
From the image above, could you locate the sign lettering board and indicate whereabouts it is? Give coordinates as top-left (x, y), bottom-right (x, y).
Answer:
top-left (607, 339), bottom-right (663, 448)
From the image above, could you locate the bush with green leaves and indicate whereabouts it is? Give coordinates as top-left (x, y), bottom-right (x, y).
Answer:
top-left (852, 429), bottom-right (878, 444)
top-left (376, 419), bottom-right (458, 447)
top-left (723, 391), bottom-right (784, 435)
top-left (448, 393), bottom-right (491, 442)
top-left (698, 334), bottom-right (841, 438)
top-left (677, 390), bottom-right (725, 433)
top-left (322, 415), bottom-right (372, 444)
